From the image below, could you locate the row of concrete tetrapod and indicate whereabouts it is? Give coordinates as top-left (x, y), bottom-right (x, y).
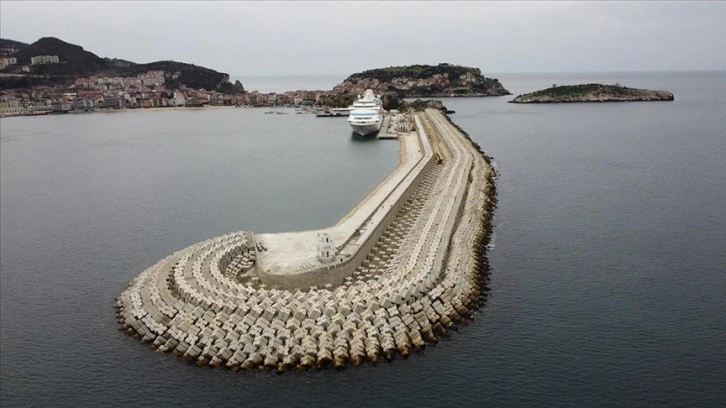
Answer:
top-left (115, 110), bottom-right (497, 371)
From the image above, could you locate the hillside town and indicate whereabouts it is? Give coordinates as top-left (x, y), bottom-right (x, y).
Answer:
top-left (0, 66), bottom-right (341, 117)
top-left (0, 45), bottom-right (500, 118)
top-left (0, 70), bottom-right (464, 117)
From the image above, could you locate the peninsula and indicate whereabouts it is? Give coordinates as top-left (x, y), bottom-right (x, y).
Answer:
top-left (509, 83), bottom-right (674, 103)
top-left (318, 63), bottom-right (511, 109)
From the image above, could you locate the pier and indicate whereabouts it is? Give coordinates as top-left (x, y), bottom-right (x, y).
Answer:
top-left (116, 109), bottom-right (497, 370)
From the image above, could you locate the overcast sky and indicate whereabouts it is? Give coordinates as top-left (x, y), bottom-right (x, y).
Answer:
top-left (2, 1), bottom-right (725, 78)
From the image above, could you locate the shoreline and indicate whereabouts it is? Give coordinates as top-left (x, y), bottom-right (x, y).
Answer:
top-left (0, 104), bottom-right (302, 118)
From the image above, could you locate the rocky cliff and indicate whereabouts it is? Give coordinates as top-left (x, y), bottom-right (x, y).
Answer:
top-left (510, 83), bottom-right (674, 103)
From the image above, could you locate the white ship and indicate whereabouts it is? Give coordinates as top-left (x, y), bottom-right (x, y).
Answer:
top-left (347, 89), bottom-right (384, 136)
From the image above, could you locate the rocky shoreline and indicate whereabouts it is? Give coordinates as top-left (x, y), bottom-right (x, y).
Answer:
top-left (509, 83), bottom-right (674, 103)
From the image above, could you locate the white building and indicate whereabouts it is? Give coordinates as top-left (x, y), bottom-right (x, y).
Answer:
top-left (317, 232), bottom-right (336, 263)
top-left (0, 106), bottom-right (28, 116)
top-left (0, 57), bottom-right (17, 69)
top-left (30, 55), bottom-right (60, 65)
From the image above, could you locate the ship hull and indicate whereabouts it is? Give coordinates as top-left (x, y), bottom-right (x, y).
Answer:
top-left (350, 120), bottom-right (382, 136)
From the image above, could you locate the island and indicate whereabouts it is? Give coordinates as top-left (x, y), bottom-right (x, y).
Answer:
top-left (509, 83), bottom-right (674, 103)
top-left (318, 63), bottom-right (511, 110)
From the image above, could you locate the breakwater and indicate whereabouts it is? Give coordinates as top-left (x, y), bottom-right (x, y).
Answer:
top-left (115, 109), bottom-right (497, 370)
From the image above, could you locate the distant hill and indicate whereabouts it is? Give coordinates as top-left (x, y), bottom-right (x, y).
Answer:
top-left (0, 37), bottom-right (233, 92)
top-left (0, 38), bottom-right (28, 55)
top-left (126, 60), bottom-right (230, 91)
top-left (12, 37), bottom-right (109, 75)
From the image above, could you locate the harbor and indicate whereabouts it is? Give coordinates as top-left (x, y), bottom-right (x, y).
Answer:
top-left (115, 109), bottom-right (497, 370)
top-left (4, 70), bottom-right (725, 405)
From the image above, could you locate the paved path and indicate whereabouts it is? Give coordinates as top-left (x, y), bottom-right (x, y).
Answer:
top-left (256, 127), bottom-right (429, 277)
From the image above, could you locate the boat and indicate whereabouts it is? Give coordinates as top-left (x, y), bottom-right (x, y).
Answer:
top-left (316, 107), bottom-right (350, 117)
top-left (331, 108), bottom-right (350, 116)
top-left (347, 89), bottom-right (384, 136)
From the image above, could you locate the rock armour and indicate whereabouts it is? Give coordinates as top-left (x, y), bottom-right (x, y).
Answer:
top-left (115, 110), bottom-right (497, 371)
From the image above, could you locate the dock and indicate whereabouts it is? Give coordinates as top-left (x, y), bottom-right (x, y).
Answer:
top-left (377, 112), bottom-right (412, 139)
top-left (116, 109), bottom-right (497, 370)
top-left (376, 114), bottom-right (394, 139)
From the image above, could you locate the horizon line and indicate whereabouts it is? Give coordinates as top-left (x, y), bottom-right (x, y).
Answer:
top-left (233, 69), bottom-right (726, 78)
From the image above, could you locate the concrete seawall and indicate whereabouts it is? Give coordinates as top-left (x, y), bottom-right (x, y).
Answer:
top-left (116, 110), bottom-right (497, 370)
top-left (255, 117), bottom-right (435, 289)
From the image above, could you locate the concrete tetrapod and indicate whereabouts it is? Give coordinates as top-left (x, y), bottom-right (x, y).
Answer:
top-left (116, 110), bottom-right (497, 371)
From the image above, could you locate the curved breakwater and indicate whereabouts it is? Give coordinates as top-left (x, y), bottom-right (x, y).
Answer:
top-left (115, 109), bottom-right (497, 371)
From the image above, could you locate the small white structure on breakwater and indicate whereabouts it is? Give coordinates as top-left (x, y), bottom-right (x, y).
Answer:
top-left (116, 109), bottom-right (497, 371)
top-left (317, 232), bottom-right (335, 263)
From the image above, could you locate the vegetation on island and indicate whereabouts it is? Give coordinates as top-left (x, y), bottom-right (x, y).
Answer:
top-left (345, 63), bottom-right (510, 98)
top-left (317, 63), bottom-right (510, 110)
top-left (347, 63), bottom-right (478, 81)
top-left (510, 83), bottom-right (674, 103)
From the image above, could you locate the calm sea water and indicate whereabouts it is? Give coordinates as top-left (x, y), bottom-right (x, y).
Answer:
top-left (1, 72), bottom-right (725, 407)
top-left (233, 74), bottom-right (346, 93)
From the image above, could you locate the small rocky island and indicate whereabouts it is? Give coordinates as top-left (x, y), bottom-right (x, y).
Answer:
top-left (509, 83), bottom-right (674, 103)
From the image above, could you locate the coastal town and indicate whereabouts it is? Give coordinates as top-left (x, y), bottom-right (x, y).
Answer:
top-left (0, 65), bottom-right (337, 117)
top-left (0, 67), bottom-right (492, 118)
top-left (0, 36), bottom-right (354, 117)
top-left (0, 37), bottom-right (509, 118)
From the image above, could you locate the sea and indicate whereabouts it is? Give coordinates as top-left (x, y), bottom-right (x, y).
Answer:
top-left (233, 75), bottom-right (347, 93)
top-left (1, 71), bottom-right (725, 407)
